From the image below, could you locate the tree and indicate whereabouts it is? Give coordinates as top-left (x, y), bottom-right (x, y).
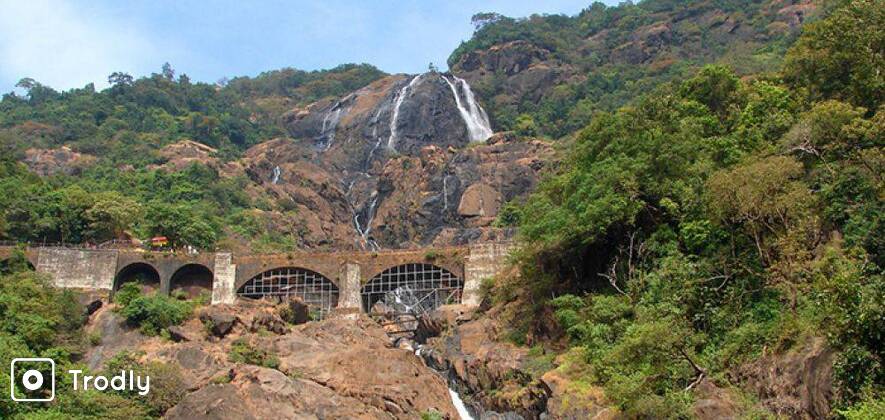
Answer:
top-left (107, 72), bottom-right (134, 88)
top-left (15, 78), bottom-right (58, 103)
top-left (85, 192), bottom-right (142, 241)
top-left (783, 0), bottom-right (884, 112)
top-left (471, 12), bottom-right (503, 31)
top-left (161, 62), bottom-right (175, 81)
top-left (706, 155), bottom-right (818, 309)
top-left (514, 113), bottom-right (538, 136)
top-left (679, 65), bottom-right (742, 120)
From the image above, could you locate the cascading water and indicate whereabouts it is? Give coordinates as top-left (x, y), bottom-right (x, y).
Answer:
top-left (318, 104), bottom-right (344, 150)
top-left (354, 193), bottom-right (380, 251)
top-left (387, 74), bottom-right (422, 151)
top-left (442, 176), bottom-right (449, 210)
top-left (271, 165), bottom-right (281, 185)
top-left (449, 389), bottom-right (475, 420)
top-left (440, 74), bottom-right (493, 143)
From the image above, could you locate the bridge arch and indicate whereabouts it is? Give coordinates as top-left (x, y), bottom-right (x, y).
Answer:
top-left (113, 262), bottom-right (161, 296)
top-left (237, 267), bottom-right (340, 316)
top-left (361, 263), bottom-right (463, 313)
top-left (170, 263), bottom-right (213, 299)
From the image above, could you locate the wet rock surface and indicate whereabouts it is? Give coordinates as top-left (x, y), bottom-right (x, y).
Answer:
top-left (420, 306), bottom-right (551, 419)
top-left (239, 115), bottom-right (553, 249)
top-left (229, 73), bottom-right (551, 251)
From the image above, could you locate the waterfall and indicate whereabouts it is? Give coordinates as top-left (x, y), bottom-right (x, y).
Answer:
top-left (442, 176), bottom-right (449, 210)
top-left (387, 74), bottom-right (422, 151)
top-left (351, 190), bottom-right (380, 251)
top-left (319, 104), bottom-right (344, 150)
top-left (440, 74), bottom-right (493, 143)
top-left (449, 388), bottom-right (475, 420)
top-left (271, 166), bottom-right (281, 185)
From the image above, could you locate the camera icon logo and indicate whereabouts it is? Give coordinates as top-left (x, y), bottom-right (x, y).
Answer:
top-left (10, 358), bottom-right (55, 402)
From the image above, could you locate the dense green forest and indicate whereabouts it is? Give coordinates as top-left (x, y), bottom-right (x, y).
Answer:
top-left (494, 0), bottom-right (883, 417)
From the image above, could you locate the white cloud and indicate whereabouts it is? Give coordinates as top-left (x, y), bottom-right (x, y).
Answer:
top-left (0, 0), bottom-right (158, 91)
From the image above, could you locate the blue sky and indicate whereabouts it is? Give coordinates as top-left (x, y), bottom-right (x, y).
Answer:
top-left (0, 0), bottom-right (620, 93)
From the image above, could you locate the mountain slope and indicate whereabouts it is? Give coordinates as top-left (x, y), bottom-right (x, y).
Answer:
top-left (450, 0), bottom-right (821, 137)
top-left (0, 1), bottom-right (824, 253)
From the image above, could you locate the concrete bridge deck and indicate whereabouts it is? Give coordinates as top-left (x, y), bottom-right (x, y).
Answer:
top-left (0, 243), bottom-right (512, 311)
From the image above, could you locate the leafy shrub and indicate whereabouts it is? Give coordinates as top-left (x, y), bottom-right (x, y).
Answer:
top-left (121, 294), bottom-right (192, 335)
top-left (839, 396), bottom-right (885, 420)
top-left (228, 338), bottom-right (280, 369)
top-left (105, 350), bottom-right (186, 416)
top-left (114, 282), bottom-right (143, 307)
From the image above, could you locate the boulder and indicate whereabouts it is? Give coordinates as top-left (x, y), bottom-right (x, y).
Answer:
top-left (167, 326), bottom-right (192, 342)
top-left (422, 315), bottom-right (551, 418)
top-left (250, 311), bottom-right (289, 335)
top-left (735, 336), bottom-right (834, 419)
top-left (693, 379), bottom-right (739, 420)
top-left (277, 296), bottom-right (310, 325)
top-left (457, 183), bottom-right (502, 217)
top-left (166, 366), bottom-right (393, 419)
top-left (199, 309), bottom-right (239, 338)
top-left (84, 299), bottom-right (103, 316)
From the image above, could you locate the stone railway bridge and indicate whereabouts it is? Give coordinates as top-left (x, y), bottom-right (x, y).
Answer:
top-left (0, 243), bottom-right (511, 313)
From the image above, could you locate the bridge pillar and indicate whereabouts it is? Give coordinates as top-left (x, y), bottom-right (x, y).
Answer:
top-left (463, 243), bottom-right (513, 307)
top-left (211, 253), bottom-right (236, 304)
top-left (338, 262), bottom-right (362, 310)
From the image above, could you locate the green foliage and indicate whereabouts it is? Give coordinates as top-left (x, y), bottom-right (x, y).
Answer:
top-left (105, 351), bottom-right (187, 416)
top-left (496, 3), bottom-right (885, 412)
top-left (513, 113), bottom-right (538, 137)
top-left (0, 61), bottom-right (385, 249)
top-left (783, 0), bottom-right (884, 112)
top-left (449, 1), bottom-right (812, 137)
top-left (839, 395), bottom-right (885, 420)
top-left (420, 410), bottom-right (444, 420)
top-left (114, 282), bottom-right (144, 308)
top-left (121, 294), bottom-right (192, 335)
top-left (228, 338), bottom-right (280, 369)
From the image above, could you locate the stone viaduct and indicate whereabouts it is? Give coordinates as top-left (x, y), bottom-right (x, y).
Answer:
top-left (0, 243), bottom-right (512, 312)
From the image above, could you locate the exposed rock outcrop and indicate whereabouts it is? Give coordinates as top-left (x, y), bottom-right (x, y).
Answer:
top-left (735, 337), bottom-right (835, 419)
top-left (236, 127), bottom-right (550, 249)
top-left (23, 146), bottom-right (96, 176)
top-left (86, 301), bottom-right (459, 419)
top-left (422, 308), bottom-right (551, 419)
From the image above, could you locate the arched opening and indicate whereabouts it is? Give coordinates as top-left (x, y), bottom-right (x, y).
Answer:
top-left (361, 263), bottom-right (462, 314)
top-left (114, 263), bottom-right (161, 295)
top-left (0, 258), bottom-right (35, 275)
top-left (170, 264), bottom-right (213, 300)
top-left (237, 267), bottom-right (339, 318)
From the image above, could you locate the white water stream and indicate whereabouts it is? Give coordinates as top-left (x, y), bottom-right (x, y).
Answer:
top-left (449, 388), bottom-right (475, 420)
top-left (319, 105), bottom-right (344, 150)
top-left (271, 165), bottom-right (281, 185)
top-left (440, 74), bottom-right (493, 142)
top-left (387, 74), bottom-right (423, 151)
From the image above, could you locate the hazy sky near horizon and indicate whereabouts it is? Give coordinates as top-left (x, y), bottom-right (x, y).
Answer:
top-left (0, 0), bottom-right (620, 93)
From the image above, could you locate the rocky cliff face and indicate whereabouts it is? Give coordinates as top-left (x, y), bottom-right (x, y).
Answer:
top-left (229, 74), bottom-right (551, 250)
